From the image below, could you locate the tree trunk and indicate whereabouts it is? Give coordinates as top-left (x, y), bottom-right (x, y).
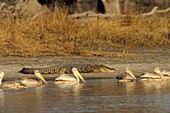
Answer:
top-left (101, 0), bottom-right (121, 16)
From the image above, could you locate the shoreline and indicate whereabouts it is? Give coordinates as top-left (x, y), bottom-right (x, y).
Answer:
top-left (0, 49), bottom-right (169, 81)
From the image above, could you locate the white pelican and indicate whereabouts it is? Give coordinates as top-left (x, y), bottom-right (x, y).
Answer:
top-left (116, 68), bottom-right (137, 82)
top-left (19, 70), bottom-right (48, 87)
top-left (155, 69), bottom-right (170, 79)
top-left (126, 67), bottom-right (164, 81)
top-left (55, 68), bottom-right (86, 84)
top-left (0, 70), bottom-right (47, 89)
top-left (0, 71), bottom-right (25, 89)
top-left (162, 70), bottom-right (170, 76)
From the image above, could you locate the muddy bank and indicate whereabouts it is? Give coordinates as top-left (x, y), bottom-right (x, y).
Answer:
top-left (0, 49), bottom-right (169, 81)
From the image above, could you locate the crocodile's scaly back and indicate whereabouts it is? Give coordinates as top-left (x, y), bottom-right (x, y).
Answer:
top-left (19, 66), bottom-right (64, 74)
top-left (19, 64), bottom-right (115, 74)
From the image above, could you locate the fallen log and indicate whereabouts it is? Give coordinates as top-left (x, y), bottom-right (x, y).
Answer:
top-left (68, 6), bottom-right (170, 19)
top-left (141, 6), bottom-right (170, 17)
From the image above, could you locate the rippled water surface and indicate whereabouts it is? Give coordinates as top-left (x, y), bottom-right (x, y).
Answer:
top-left (1, 79), bottom-right (170, 113)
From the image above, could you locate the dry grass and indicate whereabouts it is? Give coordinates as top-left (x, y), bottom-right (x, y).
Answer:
top-left (0, 9), bottom-right (169, 57)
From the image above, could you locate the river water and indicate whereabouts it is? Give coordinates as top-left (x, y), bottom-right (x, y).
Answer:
top-left (1, 79), bottom-right (170, 113)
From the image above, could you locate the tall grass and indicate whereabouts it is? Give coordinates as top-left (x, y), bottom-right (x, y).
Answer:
top-left (0, 9), bottom-right (169, 56)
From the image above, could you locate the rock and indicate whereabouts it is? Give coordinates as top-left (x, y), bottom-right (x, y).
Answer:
top-left (14, 0), bottom-right (49, 19)
top-left (0, 0), bottom-right (49, 19)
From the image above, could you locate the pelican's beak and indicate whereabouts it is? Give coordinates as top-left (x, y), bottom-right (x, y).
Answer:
top-left (72, 69), bottom-right (86, 83)
top-left (154, 68), bottom-right (164, 79)
top-left (126, 68), bottom-right (136, 80)
top-left (34, 70), bottom-right (48, 84)
top-left (0, 72), bottom-right (4, 85)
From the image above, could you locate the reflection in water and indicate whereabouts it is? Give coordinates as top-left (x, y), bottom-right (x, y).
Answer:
top-left (140, 80), bottom-right (169, 94)
top-left (117, 80), bottom-right (170, 95)
top-left (0, 85), bottom-right (47, 113)
top-left (116, 80), bottom-right (170, 112)
top-left (0, 89), bottom-right (4, 108)
top-left (54, 83), bottom-right (84, 96)
top-left (1, 80), bottom-right (170, 113)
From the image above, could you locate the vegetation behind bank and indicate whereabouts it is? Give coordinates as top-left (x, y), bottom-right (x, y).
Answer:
top-left (0, 9), bottom-right (169, 57)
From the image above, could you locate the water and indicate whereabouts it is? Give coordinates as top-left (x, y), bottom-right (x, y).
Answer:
top-left (1, 79), bottom-right (170, 113)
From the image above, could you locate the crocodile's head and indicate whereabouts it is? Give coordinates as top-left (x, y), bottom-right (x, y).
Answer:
top-left (92, 65), bottom-right (115, 72)
top-left (59, 67), bottom-right (67, 74)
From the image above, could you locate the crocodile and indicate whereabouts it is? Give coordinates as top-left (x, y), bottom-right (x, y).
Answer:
top-left (19, 64), bottom-right (115, 74)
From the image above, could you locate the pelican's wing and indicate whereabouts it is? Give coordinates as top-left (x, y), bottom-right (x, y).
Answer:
top-left (162, 70), bottom-right (170, 76)
top-left (140, 72), bottom-right (160, 79)
top-left (2, 81), bottom-right (24, 89)
top-left (19, 78), bottom-right (40, 86)
top-left (55, 74), bottom-right (76, 82)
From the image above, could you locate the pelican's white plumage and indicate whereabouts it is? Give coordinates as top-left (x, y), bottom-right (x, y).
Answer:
top-left (155, 69), bottom-right (170, 79)
top-left (123, 67), bottom-right (164, 81)
top-left (55, 75), bottom-right (77, 81)
top-left (19, 70), bottom-right (48, 87)
top-left (162, 70), bottom-right (170, 76)
top-left (139, 67), bottom-right (164, 81)
top-left (140, 73), bottom-right (161, 79)
top-left (0, 71), bottom-right (24, 89)
top-left (55, 68), bottom-right (86, 84)
top-left (0, 70), bottom-right (47, 89)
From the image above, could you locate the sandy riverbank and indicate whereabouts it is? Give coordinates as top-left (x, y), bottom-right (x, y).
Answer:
top-left (0, 48), bottom-right (169, 81)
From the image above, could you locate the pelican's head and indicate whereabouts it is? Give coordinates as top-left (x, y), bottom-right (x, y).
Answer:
top-left (34, 70), bottom-right (48, 84)
top-left (0, 71), bottom-right (4, 85)
top-left (125, 68), bottom-right (137, 80)
top-left (72, 68), bottom-right (86, 83)
top-left (154, 67), bottom-right (161, 74)
top-left (154, 67), bottom-right (164, 79)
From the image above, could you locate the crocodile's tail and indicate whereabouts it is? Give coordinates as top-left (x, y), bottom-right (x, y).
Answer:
top-left (19, 67), bottom-right (34, 74)
top-left (19, 66), bottom-right (63, 74)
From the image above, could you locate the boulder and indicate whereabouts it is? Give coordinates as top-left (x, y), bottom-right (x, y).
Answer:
top-left (0, 0), bottom-right (49, 19)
